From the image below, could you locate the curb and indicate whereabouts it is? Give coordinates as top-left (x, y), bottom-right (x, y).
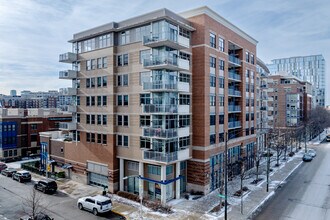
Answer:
top-left (247, 159), bottom-right (303, 219)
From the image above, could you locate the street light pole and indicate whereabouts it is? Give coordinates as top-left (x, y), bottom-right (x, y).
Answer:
top-left (266, 140), bottom-right (270, 192)
top-left (224, 131), bottom-right (228, 220)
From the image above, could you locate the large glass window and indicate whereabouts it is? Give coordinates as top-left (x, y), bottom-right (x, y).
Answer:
top-left (210, 56), bottom-right (216, 68)
top-left (179, 115), bottom-right (190, 127)
top-left (179, 94), bottom-right (190, 105)
top-left (210, 75), bottom-right (216, 87)
top-left (210, 33), bottom-right (216, 48)
top-left (219, 37), bottom-right (224, 52)
top-left (210, 115), bottom-right (216, 126)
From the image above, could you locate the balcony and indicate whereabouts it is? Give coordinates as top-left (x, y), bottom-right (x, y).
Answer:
top-left (61, 88), bottom-right (77, 96)
top-left (228, 55), bottom-right (241, 67)
top-left (228, 89), bottom-right (241, 97)
top-left (59, 122), bottom-right (76, 131)
top-left (228, 121), bottom-right (241, 129)
top-left (142, 104), bottom-right (178, 114)
top-left (143, 55), bottom-right (190, 71)
top-left (143, 32), bottom-right (189, 49)
top-left (143, 127), bottom-right (177, 139)
top-left (59, 52), bottom-right (77, 63)
top-left (143, 81), bottom-right (177, 91)
top-left (228, 71), bottom-right (241, 81)
top-left (59, 70), bottom-right (77, 79)
top-left (143, 148), bottom-right (190, 164)
top-left (228, 105), bottom-right (241, 112)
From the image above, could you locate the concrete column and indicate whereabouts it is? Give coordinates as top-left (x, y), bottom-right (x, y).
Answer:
top-left (139, 162), bottom-right (144, 196)
top-left (119, 158), bottom-right (124, 191)
top-left (175, 162), bottom-right (180, 199)
top-left (161, 165), bottom-right (166, 204)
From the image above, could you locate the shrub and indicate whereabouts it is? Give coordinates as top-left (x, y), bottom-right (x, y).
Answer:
top-left (288, 152), bottom-right (295, 157)
top-left (57, 171), bottom-right (65, 178)
top-left (242, 186), bottom-right (249, 191)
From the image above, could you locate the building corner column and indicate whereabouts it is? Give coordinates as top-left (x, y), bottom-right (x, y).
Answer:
top-left (175, 162), bottom-right (180, 199)
top-left (119, 158), bottom-right (124, 191)
top-left (161, 165), bottom-right (166, 205)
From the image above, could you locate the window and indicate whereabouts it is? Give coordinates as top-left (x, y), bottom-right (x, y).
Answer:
top-left (86, 60), bottom-right (91, 70)
top-left (117, 54), bottom-right (129, 66)
top-left (179, 52), bottom-right (191, 61)
top-left (123, 95), bottom-right (129, 105)
top-left (117, 95), bottom-right (128, 106)
top-left (103, 115), bottom-right (107, 125)
top-left (90, 78), bottom-right (95, 88)
top-left (210, 75), bottom-right (216, 87)
top-left (102, 134), bottom-right (107, 145)
top-left (97, 96), bottom-right (102, 106)
top-left (123, 115), bottom-right (129, 126)
top-left (86, 133), bottom-right (91, 142)
top-left (97, 58), bottom-right (102, 69)
top-left (210, 134), bottom-right (216, 145)
top-left (147, 165), bottom-right (161, 175)
top-left (102, 57), bottom-right (107, 68)
top-left (210, 33), bottom-right (216, 48)
top-left (97, 115), bottom-right (102, 125)
top-left (246, 69), bottom-right (250, 78)
top-left (219, 77), bottom-right (224, 88)
top-left (179, 115), bottom-right (190, 127)
top-left (246, 128), bottom-right (250, 136)
top-left (91, 115), bottom-right (95, 124)
top-left (118, 74), bottom-right (129, 86)
top-left (210, 94), bottom-right (216, 106)
top-left (121, 31), bottom-right (130, 45)
top-left (140, 115), bottom-right (150, 127)
top-left (117, 135), bottom-right (122, 146)
top-left (219, 133), bottom-right (224, 142)
top-left (140, 50), bottom-right (150, 64)
top-left (102, 96), bottom-right (107, 106)
top-left (246, 51), bottom-right (250, 62)
top-left (117, 115), bottom-right (122, 126)
top-left (210, 56), bottom-right (216, 68)
top-left (91, 96), bottom-right (95, 106)
top-left (140, 94), bottom-right (151, 105)
top-left (210, 115), bottom-right (216, 126)
top-left (179, 27), bottom-right (190, 38)
top-left (91, 59), bottom-right (96, 70)
top-left (246, 113), bottom-right (250, 121)
top-left (219, 59), bottom-right (225, 70)
top-left (86, 97), bottom-right (90, 106)
top-left (140, 137), bottom-right (151, 149)
top-left (251, 54), bottom-right (255, 64)
top-left (219, 37), bottom-right (224, 52)
top-left (91, 133), bottom-right (95, 143)
top-left (251, 113), bottom-right (255, 120)
top-left (219, 114), bottom-right (224, 124)
top-left (99, 34), bottom-right (111, 48)
top-left (246, 83), bottom-right (250, 92)
top-left (97, 77), bottom-right (102, 87)
top-left (102, 76), bottom-right (107, 87)
top-left (219, 95), bottom-right (224, 106)
top-left (166, 165), bottom-right (173, 175)
top-left (31, 124), bottom-right (37, 130)
top-left (251, 98), bottom-right (254, 107)
top-left (140, 71), bottom-right (151, 86)
top-left (179, 94), bottom-right (190, 105)
top-left (97, 134), bottom-right (102, 144)
top-left (86, 78), bottom-right (90, 88)
top-left (179, 73), bottom-right (190, 83)
top-left (179, 136), bottom-right (190, 148)
top-left (77, 96), bottom-right (80, 106)
top-left (246, 98), bottom-right (250, 106)
top-left (123, 136), bottom-right (129, 146)
top-left (77, 113), bottom-right (81, 123)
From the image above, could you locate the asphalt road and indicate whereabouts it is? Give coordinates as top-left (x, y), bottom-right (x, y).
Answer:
top-left (0, 175), bottom-right (124, 220)
top-left (255, 142), bottom-right (330, 220)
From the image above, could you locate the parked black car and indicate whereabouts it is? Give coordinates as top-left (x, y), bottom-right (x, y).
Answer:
top-left (1, 168), bottom-right (17, 177)
top-left (12, 171), bottom-right (32, 183)
top-left (302, 153), bottom-right (313, 162)
top-left (34, 179), bottom-right (57, 194)
top-left (0, 162), bottom-right (7, 172)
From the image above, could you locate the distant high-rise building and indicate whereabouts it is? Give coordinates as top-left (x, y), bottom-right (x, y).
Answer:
top-left (267, 55), bottom-right (326, 107)
top-left (10, 90), bottom-right (17, 96)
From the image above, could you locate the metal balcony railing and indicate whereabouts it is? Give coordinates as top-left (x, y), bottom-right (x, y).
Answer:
top-left (143, 81), bottom-right (177, 91)
top-left (228, 71), bottom-right (241, 81)
top-left (228, 89), bottom-right (241, 96)
top-left (143, 55), bottom-right (178, 67)
top-left (143, 151), bottom-right (178, 163)
top-left (228, 121), bottom-right (241, 128)
top-left (228, 105), bottom-right (241, 112)
top-left (59, 52), bottom-right (77, 63)
top-left (143, 32), bottom-right (178, 44)
top-left (229, 55), bottom-right (241, 66)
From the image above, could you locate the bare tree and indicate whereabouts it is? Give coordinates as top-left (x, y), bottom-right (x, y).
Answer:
top-left (22, 188), bottom-right (47, 219)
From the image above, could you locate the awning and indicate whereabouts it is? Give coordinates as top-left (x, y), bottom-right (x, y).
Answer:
top-left (62, 164), bottom-right (73, 169)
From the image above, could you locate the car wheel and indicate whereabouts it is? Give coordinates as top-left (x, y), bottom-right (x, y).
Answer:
top-left (18, 178), bottom-right (22, 183)
top-left (34, 185), bottom-right (37, 190)
top-left (43, 188), bottom-right (46, 193)
top-left (78, 203), bottom-right (83, 210)
top-left (93, 208), bottom-right (98, 216)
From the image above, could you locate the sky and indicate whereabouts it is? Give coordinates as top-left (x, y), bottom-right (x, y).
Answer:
top-left (0, 0), bottom-right (329, 102)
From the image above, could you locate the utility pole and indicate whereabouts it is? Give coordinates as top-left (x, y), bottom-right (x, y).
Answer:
top-left (304, 126), bottom-right (307, 153)
top-left (266, 136), bottom-right (270, 192)
top-left (224, 131), bottom-right (228, 220)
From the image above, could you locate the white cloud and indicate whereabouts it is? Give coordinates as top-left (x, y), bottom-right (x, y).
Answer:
top-left (0, 0), bottom-right (329, 103)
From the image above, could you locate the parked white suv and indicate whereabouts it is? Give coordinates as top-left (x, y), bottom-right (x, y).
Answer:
top-left (77, 195), bottom-right (112, 215)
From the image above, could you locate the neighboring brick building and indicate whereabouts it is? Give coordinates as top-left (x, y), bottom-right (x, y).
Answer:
top-left (55, 6), bottom-right (258, 204)
top-left (0, 108), bottom-right (71, 161)
top-left (267, 74), bottom-right (312, 129)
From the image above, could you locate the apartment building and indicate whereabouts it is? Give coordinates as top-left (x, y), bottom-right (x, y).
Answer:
top-left (57, 6), bottom-right (258, 203)
top-left (267, 55), bottom-right (325, 107)
top-left (0, 108), bottom-right (71, 161)
top-left (267, 74), bottom-right (312, 129)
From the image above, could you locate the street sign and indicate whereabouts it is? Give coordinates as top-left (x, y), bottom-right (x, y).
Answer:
top-left (218, 194), bottom-right (226, 199)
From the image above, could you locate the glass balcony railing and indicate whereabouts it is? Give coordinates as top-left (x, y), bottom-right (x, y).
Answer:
top-left (228, 71), bottom-right (241, 81)
top-left (229, 55), bottom-right (241, 66)
top-left (228, 121), bottom-right (241, 128)
top-left (143, 128), bottom-right (177, 138)
top-left (143, 81), bottom-right (177, 91)
top-left (59, 52), bottom-right (77, 63)
top-left (143, 55), bottom-right (178, 67)
top-left (59, 70), bottom-right (77, 79)
top-left (144, 151), bottom-right (178, 163)
top-left (228, 89), bottom-right (241, 96)
top-left (228, 105), bottom-right (241, 112)
top-left (142, 104), bottom-right (178, 114)
top-left (143, 32), bottom-right (178, 44)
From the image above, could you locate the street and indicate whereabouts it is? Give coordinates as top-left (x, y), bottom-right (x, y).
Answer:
top-left (255, 141), bottom-right (330, 220)
top-left (0, 175), bottom-right (124, 220)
